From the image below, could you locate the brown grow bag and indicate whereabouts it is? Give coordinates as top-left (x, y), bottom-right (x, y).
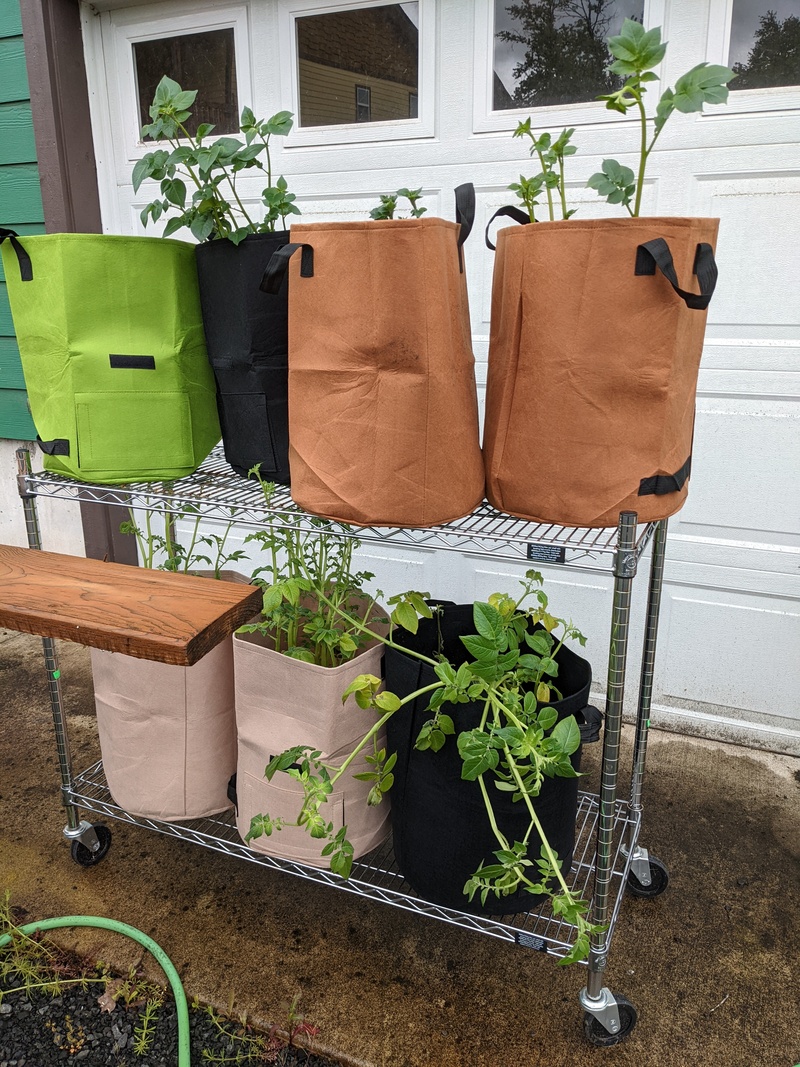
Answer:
top-left (483, 216), bottom-right (720, 527)
top-left (232, 623), bottom-right (390, 865)
top-left (262, 186), bottom-right (484, 527)
top-left (90, 571), bottom-right (247, 821)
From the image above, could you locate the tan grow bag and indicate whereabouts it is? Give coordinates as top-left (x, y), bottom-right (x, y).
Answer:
top-left (233, 628), bottom-right (389, 865)
top-left (90, 571), bottom-right (248, 821)
top-left (261, 186), bottom-right (484, 527)
top-left (483, 216), bottom-right (720, 527)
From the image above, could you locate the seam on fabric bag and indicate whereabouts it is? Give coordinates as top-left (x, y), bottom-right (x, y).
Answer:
top-left (422, 219), bottom-right (433, 526)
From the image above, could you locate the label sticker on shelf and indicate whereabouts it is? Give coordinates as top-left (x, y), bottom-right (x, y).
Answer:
top-left (527, 544), bottom-right (566, 565)
top-left (514, 931), bottom-right (548, 952)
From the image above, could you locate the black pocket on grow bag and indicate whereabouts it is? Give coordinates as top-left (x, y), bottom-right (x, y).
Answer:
top-left (385, 604), bottom-right (599, 916)
top-left (196, 232), bottom-right (291, 483)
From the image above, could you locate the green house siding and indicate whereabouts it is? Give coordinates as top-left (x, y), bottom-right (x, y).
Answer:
top-left (0, 0), bottom-right (42, 439)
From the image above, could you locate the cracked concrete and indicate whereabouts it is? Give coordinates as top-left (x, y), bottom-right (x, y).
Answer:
top-left (1, 628), bottom-right (798, 1066)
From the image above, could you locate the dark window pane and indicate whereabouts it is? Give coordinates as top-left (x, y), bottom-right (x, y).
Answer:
top-left (728, 1), bottom-right (800, 90)
top-left (296, 3), bottom-right (419, 127)
top-left (493, 0), bottom-right (644, 110)
top-left (135, 29), bottom-right (238, 137)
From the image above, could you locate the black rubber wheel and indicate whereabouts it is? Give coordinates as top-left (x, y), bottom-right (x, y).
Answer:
top-left (70, 825), bottom-right (112, 867)
top-left (627, 854), bottom-right (669, 898)
top-left (583, 996), bottom-right (638, 1046)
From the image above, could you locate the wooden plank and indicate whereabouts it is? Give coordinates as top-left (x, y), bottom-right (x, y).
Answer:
top-left (0, 164), bottom-right (44, 223)
top-left (0, 545), bottom-right (263, 665)
top-left (0, 387), bottom-right (35, 439)
top-left (0, 37), bottom-right (28, 104)
top-left (0, 335), bottom-right (26, 388)
top-left (0, 1), bottom-right (23, 38)
top-left (0, 102), bottom-right (36, 164)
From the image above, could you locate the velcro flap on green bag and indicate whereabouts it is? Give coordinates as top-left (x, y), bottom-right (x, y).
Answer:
top-left (75, 392), bottom-right (194, 472)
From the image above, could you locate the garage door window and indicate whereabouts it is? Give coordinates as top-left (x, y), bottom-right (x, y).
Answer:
top-left (134, 29), bottom-right (239, 135)
top-left (728, 1), bottom-right (800, 90)
top-left (295, 3), bottom-right (419, 127)
top-left (492, 0), bottom-right (645, 110)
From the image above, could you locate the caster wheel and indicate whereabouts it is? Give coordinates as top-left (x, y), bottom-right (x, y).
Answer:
top-left (583, 995), bottom-right (638, 1046)
top-left (627, 854), bottom-right (669, 898)
top-left (71, 825), bottom-right (112, 867)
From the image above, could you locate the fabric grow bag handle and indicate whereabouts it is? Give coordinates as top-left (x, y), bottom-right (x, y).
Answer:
top-left (260, 242), bottom-right (314, 296)
top-left (0, 228), bottom-right (33, 281)
top-left (454, 183), bottom-right (475, 273)
top-left (484, 206), bottom-right (531, 251)
top-left (635, 238), bottom-right (718, 310)
top-left (577, 704), bottom-right (602, 745)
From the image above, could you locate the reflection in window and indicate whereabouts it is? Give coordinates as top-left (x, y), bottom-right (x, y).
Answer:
top-left (728, 1), bottom-right (800, 90)
top-left (296, 3), bottom-right (419, 127)
top-left (134, 29), bottom-right (238, 136)
top-left (493, 0), bottom-right (643, 110)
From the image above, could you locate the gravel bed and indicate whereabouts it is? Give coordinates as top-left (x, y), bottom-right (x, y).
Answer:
top-left (0, 982), bottom-right (340, 1066)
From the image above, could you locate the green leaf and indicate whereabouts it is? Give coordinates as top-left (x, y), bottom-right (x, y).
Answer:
top-left (550, 716), bottom-right (581, 756)
top-left (526, 630), bottom-right (553, 655)
top-left (162, 178), bottom-right (186, 208)
top-left (672, 63), bottom-right (735, 114)
top-left (457, 730), bottom-right (500, 780)
top-left (460, 634), bottom-right (497, 662)
top-left (262, 111), bottom-right (294, 136)
top-left (472, 602), bottom-right (505, 645)
top-left (132, 157), bottom-right (153, 193)
top-left (537, 706), bottom-right (558, 732)
top-left (172, 89), bottom-right (198, 111)
top-left (374, 691), bottom-right (401, 713)
top-left (162, 216), bottom-right (187, 238)
top-left (392, 600), bottom-right (419, 633)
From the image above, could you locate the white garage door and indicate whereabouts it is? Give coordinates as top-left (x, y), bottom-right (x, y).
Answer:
top-left (81, 0), bottom-right (800, 752)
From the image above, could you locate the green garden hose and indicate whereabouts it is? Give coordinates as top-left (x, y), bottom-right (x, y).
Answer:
top-left (0, 915), bottom-right (191, 1065)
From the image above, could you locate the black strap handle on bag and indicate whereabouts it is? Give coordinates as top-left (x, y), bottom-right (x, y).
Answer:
top-left (0, 227), bottom-right (33, 281)
top-left (485, 205), bottom-right (531, 251)
top-left (635, 238), bottom-right (718, 310)
top-left (577, 705), bottom-right (603, 745)
top-left (454, 183), bottom-right (475, 273)
top-left (639, 455), bottom-right (692, 497)
top-left (260, 242), bottom-right (315, 296)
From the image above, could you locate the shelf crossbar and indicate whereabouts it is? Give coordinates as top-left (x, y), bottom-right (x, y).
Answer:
top-left (21, 446), bottom-right (655, 570)
top-left (68, 760), bottom-right (638, 961)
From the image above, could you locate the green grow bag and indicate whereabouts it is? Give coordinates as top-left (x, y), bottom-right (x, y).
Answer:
top-left (0, 231), bottom-right (220, 483)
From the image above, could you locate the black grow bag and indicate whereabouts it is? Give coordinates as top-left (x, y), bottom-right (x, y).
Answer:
top-left (385, 604), bottom-right (601, 915)
top-left (195, 232), bottom-right (290, 483)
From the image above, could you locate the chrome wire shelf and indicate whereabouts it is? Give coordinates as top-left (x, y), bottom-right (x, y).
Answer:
top-left (22, 446), bottom-right (656, 569)
top-left (69, 759), bottom-right (638, 961)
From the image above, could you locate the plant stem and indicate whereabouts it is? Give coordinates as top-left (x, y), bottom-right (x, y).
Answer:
top-left (503, 746), bottom-right (573, 900)
top-left (633, 91), bottom-right (648, 218)
top-left (558, 157), bottom-right (568, 219)
top-left (531, 141), bottom-right (555, 221)
top-left (327, 684), bottom-right (442, 788)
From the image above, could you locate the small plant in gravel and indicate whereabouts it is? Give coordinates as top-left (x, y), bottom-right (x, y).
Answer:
top-left (0, 892), bottom-right (109, 1005)
top-left (198, 993), bottom-right (320, 1063)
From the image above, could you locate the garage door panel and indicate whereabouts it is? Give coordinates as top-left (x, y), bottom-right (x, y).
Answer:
top-left (660, 590), bottom-right (800, 722)
top-left (697, 174), bottom-right (800, 328)
top-left (677, 397), bottom-right (800, 539)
